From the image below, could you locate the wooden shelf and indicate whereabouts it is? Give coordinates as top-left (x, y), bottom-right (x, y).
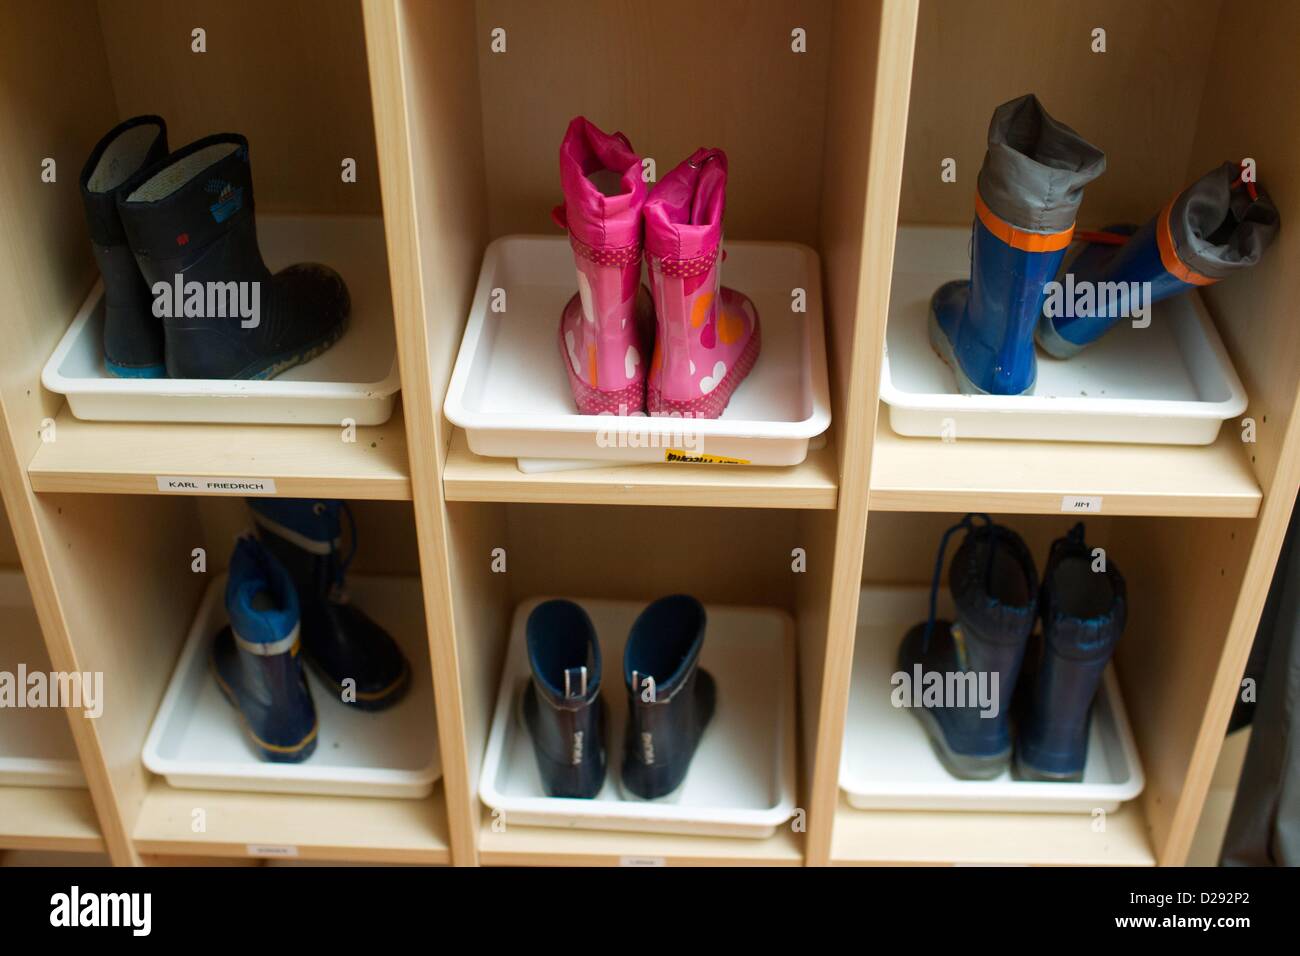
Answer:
top-left (26, 403), bottom-right (411, 500)
top-left (0, 786), bottom-right (105, 853)
top-left (442, 429), bottom-right (838, 509)
top-left (132, 779), bottom-right (450, 864)
top-left (830, 796), bottom-right (1154, 866)
top-left (869, 407), bottom-right (1262, 518)
top-left (477, 810), bottom-right (804, 866)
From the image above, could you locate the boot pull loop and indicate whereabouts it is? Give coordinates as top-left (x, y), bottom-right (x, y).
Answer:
top-left (550, 203), bottom-right (568, 231)
top-left (922, 513), bottom-right (981, 651)
top-left (563, 666), bottom-right (587, 699)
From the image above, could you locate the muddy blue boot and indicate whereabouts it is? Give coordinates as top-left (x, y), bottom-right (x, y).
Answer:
top-left (248, 498), bottom-right (410, 711)
top-left (1015, 523), bottom-right (1127, 781)
top-left (1038, 163), bottom-right (1281, 357)
top-left (79, 115), bottom-right (170, 378)
top-left (931, 94), bottom-right (1105, 395)
top-left (521, 600), bottom-right (607, 798)
top-left (897, 515), bottom-right (1038, 779)
top-left (116, 133), bottom-right (349, 379)
top-left (211, 537), bottom-right (318, 763)
top-left (621, 595), bottom-right (715, 800)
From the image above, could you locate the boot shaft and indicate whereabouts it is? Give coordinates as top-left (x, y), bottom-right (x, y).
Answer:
top-left (1040, 162), bottom-right (1281, 356)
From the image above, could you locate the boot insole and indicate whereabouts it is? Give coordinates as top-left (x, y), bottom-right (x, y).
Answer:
top-left (128, 142), bottom-right (241, 202)
top-left (87, 124), bottom-right (162, 193)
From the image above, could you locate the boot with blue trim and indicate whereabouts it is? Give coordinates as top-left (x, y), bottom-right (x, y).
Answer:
top-left (116, 133), bottom-right (349, 380)
top-left (930, 94), bottom-right (1105, 395)
top-left (79, 115), bottom-right (170, 378)
top-left (211, 536), bottom-right (318, 763)
top-left (621, 595), bottom-right (715, 801)
top-left (521, 600), bottom-right (607, 798)
top-left (897, 515), bottom-right (1038, 779)
top-left (1037, 162), bottom-right (1280, 357)
top-left (248, 498), bottom-right (410, 711)
top-left (1015, 523), bottom-right (1127, 781)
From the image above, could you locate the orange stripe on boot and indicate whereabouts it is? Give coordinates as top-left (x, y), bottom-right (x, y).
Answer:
top-left (974, 193), bottom-right (1075, 252)
top-left (1156, 200), bottom-right (1216, 286)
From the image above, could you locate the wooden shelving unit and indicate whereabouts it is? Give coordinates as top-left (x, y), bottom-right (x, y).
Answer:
top-left (0, 0), bottom-right (1294, 869)
top-left (27, 404), bottom-right (411, 500)
top-left (0, 787), bottom-right (105, 855)
top-left (869, 409), bottom-right (1263, 518)
top-left (443, 428), bottom-right (838, 510)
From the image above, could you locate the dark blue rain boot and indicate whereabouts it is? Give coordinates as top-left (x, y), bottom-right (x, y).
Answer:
top-left (79, 115), bottom-right (170, 378)
top-left (897, 515), bottom-right (1038, 779)
top-left (931, 94), bottom-right (1105, 395)
top-left (521, 600), bottom-right (607, 798)
top-left (1015, 523), bottom-right (1127, 781)
top-left (1037, 162), bottom-right (1281, 357)
top-left (247, 498), bottom-right (410, 711)
top-left (116, 133), bottom-right (349, 379)
top-left (621, 595), bottom-right (715, 801)
top-left (211, 537), bottom-right (318, 763)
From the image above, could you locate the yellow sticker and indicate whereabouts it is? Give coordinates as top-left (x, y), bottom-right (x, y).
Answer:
top-left (663, 449), bottom-right (750, 465)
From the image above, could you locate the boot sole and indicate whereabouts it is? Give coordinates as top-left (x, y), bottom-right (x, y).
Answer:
top-left (303, 652), bottom-right (412, 712)
top-left (1012, 751), bottom-right (1084, 783)
top-left (245, 313), bottom-right (350, 381)
top-left (927, 304), bottom-right (1036, 396)
top-left (909, 703), bottom-right (1010, 781)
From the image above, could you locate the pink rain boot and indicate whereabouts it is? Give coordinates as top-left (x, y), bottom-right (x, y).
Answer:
top-left (554, 117), bottom-right (652, 415)
top-left (644, 148), bottom-right (760, 419)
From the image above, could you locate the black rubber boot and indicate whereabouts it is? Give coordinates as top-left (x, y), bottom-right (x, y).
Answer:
top-left (521, 600), bottom-right (608, 798)
top-left (79, 115), bottom-right (169, 377)
top-left (116, 133), bottom-right (349, 380)
top-left (620, 595), bottom-right (715, 801)
top-left (246, 498), bottom-right (410, 711)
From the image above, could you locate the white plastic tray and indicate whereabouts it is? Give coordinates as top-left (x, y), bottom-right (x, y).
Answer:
top-left (42, 215), bottom-right (400, 426)
top-left (881, 226), bottom-right (1248, 444)
top-left (444, 236), bottom-right (832, 466)
top-left (0, 571), bottom-right (86, 788)
top-left (841, 586), bottom-right (1144, 813)
top-left (143, 573), bottom-right (439, 798)
top-left (480, 597), bottom-right (797, 838)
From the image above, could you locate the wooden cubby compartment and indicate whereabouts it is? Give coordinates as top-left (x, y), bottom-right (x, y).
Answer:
top-left (0, 0), bottom-right (1295, 868)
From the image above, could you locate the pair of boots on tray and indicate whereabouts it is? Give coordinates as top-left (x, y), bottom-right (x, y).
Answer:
top-left (80, 116), bottom-right (349, 380)
top-left (900, 516), bottom-right (1125, 782)
top-left (212, 499), bottom-right (410, 763)
top-left (934, 93), bottom-right (1280, 396)
top-left (554, 117), bottom-right (760, 420)
top-left (522, 596), bottom-right (714, 801)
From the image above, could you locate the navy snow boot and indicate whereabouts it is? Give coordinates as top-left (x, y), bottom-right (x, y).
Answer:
top-left (211, 536), bottom-right (318, 763)
top-left (116, 133), bottom-right (349, 379)
top-left (897, 514), bottom-right (1038, 779)
top-left (1015, 523), bottom-right (1127, 781)
top-left (248, 498), bottom-right (410, 711)
top-left (79, 115), bottom-right (170, 378)
top-left (621, 595), bottom-right (715, 800)
top-left (521, 600), bottom-right (607, 798)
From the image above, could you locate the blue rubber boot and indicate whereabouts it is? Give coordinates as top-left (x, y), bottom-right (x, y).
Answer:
top-left (1037, 162), bottom-right (1280, 357)
top-left (79, 116), bottom-right (170, 378)
top-left (248, 498), bottom-right (410, 711)
top-left (897, 515), bottom-right (1038, 779)
top-left (930, 94), bottom-right (1105, 395)
top-left (621, 596), bottom-right (715, 800)
top-left (211, 537), bottom-right (318, 763)
top-left (1015, 523), bottom-right (1127, 781)
top-left (116, 133), bottom-right (349, 379)
top-left (521, 600), bottom-right (607, 798)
